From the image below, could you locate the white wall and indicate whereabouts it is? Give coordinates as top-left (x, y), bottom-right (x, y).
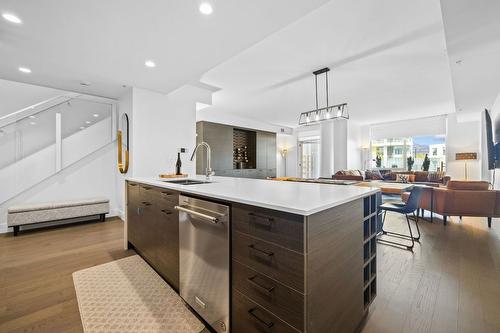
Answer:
top-left (130, 86), bottom-right (211, 177)
top-left (115, 88), bottom-right (133, 218)
top-left (276, 133), bottom-right (298, 177)
top-left (446, 113), bottom-right (481, 180)
top-left (0, 142), bottom-right (118, 233)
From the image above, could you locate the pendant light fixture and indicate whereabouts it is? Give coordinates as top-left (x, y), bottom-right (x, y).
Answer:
top-left (299, 67), bottom-right (349, 125)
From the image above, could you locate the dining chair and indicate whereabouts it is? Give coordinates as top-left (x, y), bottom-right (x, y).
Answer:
top-left (378, 186), bottom-right (424, 251)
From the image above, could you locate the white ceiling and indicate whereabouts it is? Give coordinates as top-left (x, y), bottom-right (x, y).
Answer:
top-left (440, 0), bottom-right (500, 117)
top-left (199, 0), bottom-right (457, 127)
top-left (0, 0), bottom-right (329, 98)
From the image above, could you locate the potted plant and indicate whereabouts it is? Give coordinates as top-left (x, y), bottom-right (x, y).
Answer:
top-left (375, 154), bottom-right (382, 168)
top-left (407, 156), bottom-right (415, 171)
top-left (422, 154), bottom-right (430, 171)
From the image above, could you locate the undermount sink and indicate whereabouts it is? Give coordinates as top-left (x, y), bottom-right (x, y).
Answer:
top-left (162, 179), bottom-right (211, 185)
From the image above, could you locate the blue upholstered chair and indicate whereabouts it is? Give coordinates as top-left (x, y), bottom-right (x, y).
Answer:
top-left (378, 186), bottom-right (424, 251)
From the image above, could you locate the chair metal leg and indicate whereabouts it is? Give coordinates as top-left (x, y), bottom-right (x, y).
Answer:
top-left (378, 212), bottom-right (418, 251)
top-left (488, 217), bottom-right (492, 228)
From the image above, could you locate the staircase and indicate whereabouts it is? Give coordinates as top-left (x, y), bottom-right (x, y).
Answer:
top-left (0, 95), bottom-right (116, 204)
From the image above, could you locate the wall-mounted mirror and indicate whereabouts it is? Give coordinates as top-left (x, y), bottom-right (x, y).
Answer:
top-left (118, 113), bottom-right (129, 173)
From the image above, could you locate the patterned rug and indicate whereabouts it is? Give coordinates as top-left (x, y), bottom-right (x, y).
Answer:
top-left (73, 255), bottom-right (205, 333)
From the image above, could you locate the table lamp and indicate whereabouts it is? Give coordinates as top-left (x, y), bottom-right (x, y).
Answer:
top-left (455, 152), bottom-right (477, 180)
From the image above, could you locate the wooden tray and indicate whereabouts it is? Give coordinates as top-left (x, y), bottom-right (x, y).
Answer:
top-left (159, 173), bottom-right (188, 179)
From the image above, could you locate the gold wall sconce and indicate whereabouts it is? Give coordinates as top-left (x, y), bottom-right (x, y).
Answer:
top-left (118, 113), bottom-right (129, 174)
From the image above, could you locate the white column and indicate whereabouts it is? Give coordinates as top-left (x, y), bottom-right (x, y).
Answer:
top-left (333, 119), bottom-right (348, 172)
top-left (320, 122), bottom-right (334, 177)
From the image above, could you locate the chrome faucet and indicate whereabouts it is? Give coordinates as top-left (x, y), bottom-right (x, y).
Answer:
top-left (190, 141), bottom-right (214, 180)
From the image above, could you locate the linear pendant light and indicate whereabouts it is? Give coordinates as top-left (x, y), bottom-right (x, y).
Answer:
top-left (299, 67), bottom-right (349, 125)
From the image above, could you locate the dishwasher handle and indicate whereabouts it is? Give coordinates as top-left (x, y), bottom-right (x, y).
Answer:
top-left (175, 205), bottom-right (219, 224)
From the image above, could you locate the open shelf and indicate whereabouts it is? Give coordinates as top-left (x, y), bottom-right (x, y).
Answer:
top-left (233, 128), bottom-right (256, 169)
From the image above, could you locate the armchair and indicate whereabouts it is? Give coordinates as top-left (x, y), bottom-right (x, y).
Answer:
top-left (402, 181), bottom-right (499, 227)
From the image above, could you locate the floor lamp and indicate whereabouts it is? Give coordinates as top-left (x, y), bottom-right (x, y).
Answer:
top-left (280, 148), bottom-right (288, 177)
top-left (455, 152), bottom-right (477, 180)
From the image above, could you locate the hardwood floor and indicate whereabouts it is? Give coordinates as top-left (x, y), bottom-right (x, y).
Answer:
top-left (362, 214), bottom-right (500, 333)
top-left (0, 215), bottom-right (499, 333)
top-left (0, 218), bottom-right (135, 333)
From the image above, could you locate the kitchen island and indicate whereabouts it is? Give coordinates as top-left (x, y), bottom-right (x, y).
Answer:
top-left (125, 175), bottom-right (380, 333)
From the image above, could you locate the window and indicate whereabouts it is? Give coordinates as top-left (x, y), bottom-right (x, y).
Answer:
top-left (299, 138), bottom-right (320, 178)
top-left (371, 135), bottom-right (446, 171)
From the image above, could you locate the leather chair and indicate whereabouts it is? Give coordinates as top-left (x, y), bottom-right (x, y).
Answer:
top-left (402, 181), bottom-right (499, 227)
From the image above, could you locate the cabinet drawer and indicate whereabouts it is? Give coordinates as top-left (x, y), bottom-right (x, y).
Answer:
top-left (127, 182), bottom-right (140, 205)
top-left (232, 289), bottom-right (298, 333)
top-left (139, 184), bottom-right (156, 205)
top-left (232, 232), bottom-right (304, 292)
top-left (233, 204), bottom-right (304, 252)
top-left (153, 187), bottom-right (179, 205)
top-left (232, 260), bottom-right (304, 331)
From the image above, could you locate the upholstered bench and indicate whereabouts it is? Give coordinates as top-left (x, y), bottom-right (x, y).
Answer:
top-left (7, 198), bottom-right (109, 236)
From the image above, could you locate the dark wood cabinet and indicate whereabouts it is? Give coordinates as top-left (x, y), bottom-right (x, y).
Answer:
top-left (126, 182), bottom-right (180, 291)
top-left (231, 200), bottom-right (369, 333)
top-left (153, 192), bottom-right (179, 290)
top-left (127, 181), bottom-right (374, 333)
top-left (196, 121), bottom-right (277, 179)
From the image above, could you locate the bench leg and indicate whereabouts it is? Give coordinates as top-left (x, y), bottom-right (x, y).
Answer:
top-left (99, 214), bottom-right (106, 222)
top-left (13, 226), bottom-right (19, 236)
top-left (488, 217), bottom-right (492, 228)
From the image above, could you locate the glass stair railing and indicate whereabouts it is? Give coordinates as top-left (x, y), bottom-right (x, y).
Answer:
top-left (0, 95), bottom-right (116, 204)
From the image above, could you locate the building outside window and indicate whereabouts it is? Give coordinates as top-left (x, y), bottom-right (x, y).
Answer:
top-left (299, 138), bottom-right (320, 178)
top-left (371, 135), bottom-right (446, 171)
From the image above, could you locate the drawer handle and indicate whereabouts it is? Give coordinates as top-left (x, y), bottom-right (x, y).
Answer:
top-left (142, 201), bottom-right (152, 206)
top-left (161, 209), bottom-right (173, 215)
top-left (248, 275), bottom-right (275, 293)
top-left (161, 191), bottom-right (174, 196)
top-left (248, 244), bottom-right (274, 257)
top-left (142, 186), bottom-right (152, 190)
top-left (129, 183), bottom-right (137, 187)
top-left (248, 308), bottom-right (274, 328)
top-left (248, 212), bottom-right (274, 226)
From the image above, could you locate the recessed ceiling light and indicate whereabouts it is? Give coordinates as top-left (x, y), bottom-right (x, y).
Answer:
top-left (2, 13), bottom-right (22, 24)
top-left (80, 126), bottom-right (85, 130)
top-left (18, 67), bottom-right (31, 73)
top-left (29, 115), bottom-right (36, 119)
top-left (85, 121), bottom-right (91, 124)
top-left (199, 2), bottom-right (213, 15)
top-left (145, 60), bottom-right (156, 68)
top-left (29, 121), bottom-right (36, 126)
top-left (93, 114), bottom-right (99, 118)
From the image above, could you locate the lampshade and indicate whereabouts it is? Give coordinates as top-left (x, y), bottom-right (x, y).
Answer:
top-left (455, 152), bottom-right (477, 161)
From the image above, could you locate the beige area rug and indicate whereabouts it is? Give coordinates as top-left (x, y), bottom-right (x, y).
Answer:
top-left (73, 255), bottom-right (205, 333)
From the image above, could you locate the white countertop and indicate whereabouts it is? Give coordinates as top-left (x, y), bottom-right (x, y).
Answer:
top-left (127, 175), bottom-right (379, 216)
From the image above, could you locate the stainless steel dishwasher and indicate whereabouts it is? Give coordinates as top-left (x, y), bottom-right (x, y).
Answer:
top-left (175, 195), bottom-right (230, 333)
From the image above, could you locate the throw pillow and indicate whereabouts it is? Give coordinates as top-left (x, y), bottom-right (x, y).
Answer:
top-left (408, 174), bottom-right (416, 182)
top-left (428, 171), bottom-right (445, 182)
top-left (384, 172), bottom-right (397, 181)
top-left (414, 171), bottom-right (428, 182)
top-left (396, 174), bottom-right (410, 183)
top-left (365, 170), bottom-right (383, 180)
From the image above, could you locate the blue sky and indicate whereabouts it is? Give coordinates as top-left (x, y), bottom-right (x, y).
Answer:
top-left (413, 135), bottom-right (445, 146)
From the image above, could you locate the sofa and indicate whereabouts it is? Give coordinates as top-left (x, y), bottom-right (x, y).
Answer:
top-left (333, 169), bottom-right (451, 186)
top-left (401, 180), bottom-right (499, 227)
